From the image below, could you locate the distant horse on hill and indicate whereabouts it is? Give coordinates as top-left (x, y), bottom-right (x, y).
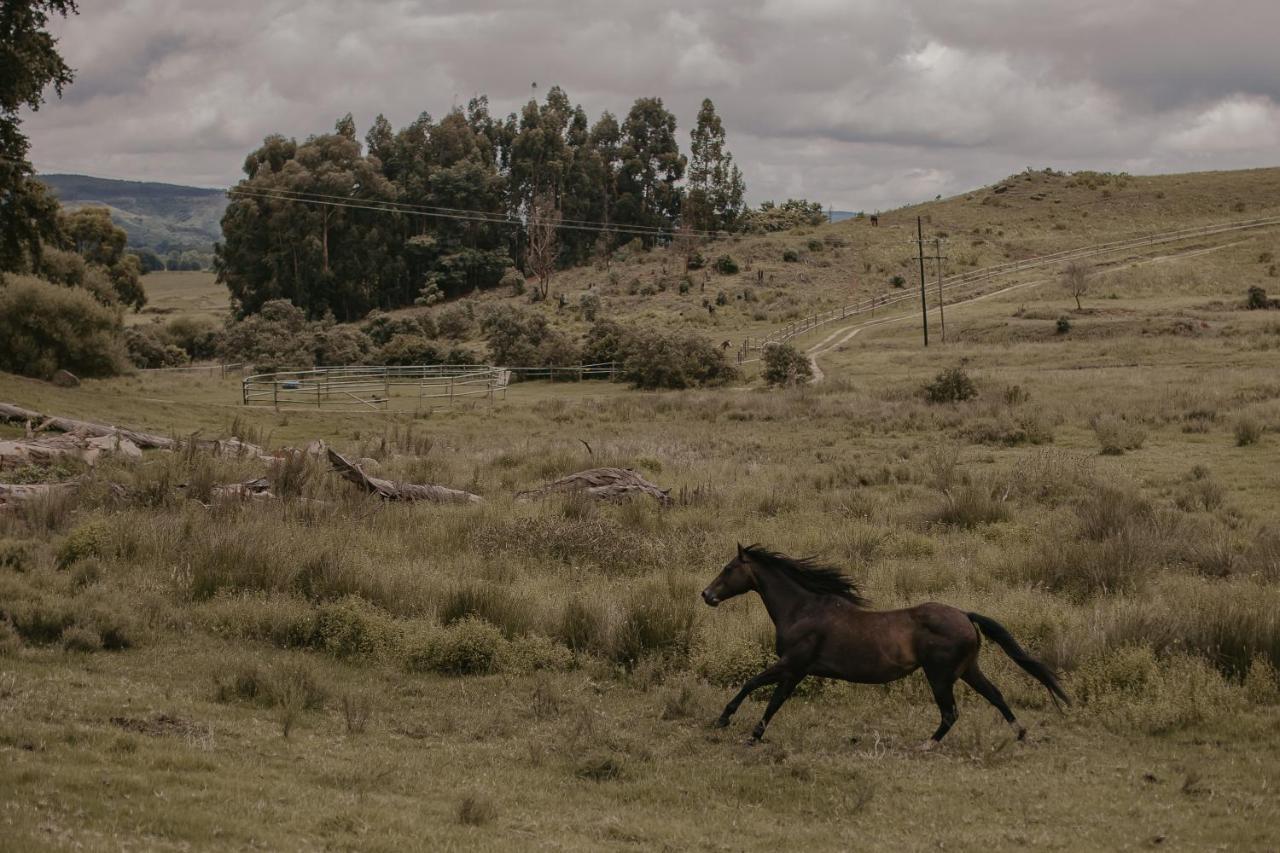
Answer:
top-left (701, 544), bottom-right (1069, 748)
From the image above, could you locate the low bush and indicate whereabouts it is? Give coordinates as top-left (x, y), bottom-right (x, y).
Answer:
top-left (618, 327), bottom-right (739, 390)
top-left (713, 255), bottom-right (739, 275)
top-left (762, 342), bottom-right (813, 387)
top-left (1090, 413), bottom-right (1147, 455)
top-left (924, 368), bottom-right (977, 403)
top-left (125, 325), bottom-right (189, 368)
top-left (57, 517), bottom-right (113, 569)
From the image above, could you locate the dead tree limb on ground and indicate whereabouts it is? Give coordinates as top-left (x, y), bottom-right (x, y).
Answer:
top-left (515, 467), bottom-right (672, 506)
top-left (0, 481), bottom-right (79, 508)
top-left (0, 433), bottom-right (142, 468)
top-left (327, 449), bottom-right (482, 504)
top-left (0, 403), bottom-right (272, 460)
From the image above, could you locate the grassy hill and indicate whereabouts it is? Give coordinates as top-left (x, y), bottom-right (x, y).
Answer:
top-left (369, 166), bottom-right (1280, 360)
top-left (40, 173), bottom-right (227, 263)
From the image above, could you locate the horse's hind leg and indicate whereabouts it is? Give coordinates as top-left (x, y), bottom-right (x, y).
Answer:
top-left (919, 667), bottom-right (959, 751)
top-left (962, 663), bottom-right (1026, 741)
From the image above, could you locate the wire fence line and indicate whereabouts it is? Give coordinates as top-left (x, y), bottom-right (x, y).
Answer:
top-left (240, 362), bottom-right (619, 412)
top-left (736, 214), bottom-right (1280, 362)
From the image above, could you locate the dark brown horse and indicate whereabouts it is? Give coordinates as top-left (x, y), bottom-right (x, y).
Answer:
top-left (701, 544), bottom-right (1069, 748)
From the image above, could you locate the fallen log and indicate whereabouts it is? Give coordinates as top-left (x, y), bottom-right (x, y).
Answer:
top-left (327, 449), bottom-right (482, 504)
top-left (0, 403), bottom-right (272, 460)
top-left (0, 481), bottom-right (79, 508)
top-left (0, 402), bottom-right (177, 450)
top-left (515, 467), bottom-right (672, 506)
top-left (0, 433), bottom-right (142, 468)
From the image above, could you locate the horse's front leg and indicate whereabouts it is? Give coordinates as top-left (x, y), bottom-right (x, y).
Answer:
top-left (751, 673), bottom-right (804, 741)
top-left (715, 660), bottom-right (792, 727)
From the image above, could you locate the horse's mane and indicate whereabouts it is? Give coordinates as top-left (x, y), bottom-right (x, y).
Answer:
top-left (743, 545), bottom-right (869, 607)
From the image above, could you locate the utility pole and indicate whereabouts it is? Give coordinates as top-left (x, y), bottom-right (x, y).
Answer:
top-left (930, 237), bottom-right (949, 343)
top-left (916, 216), bottom-right (929, 346)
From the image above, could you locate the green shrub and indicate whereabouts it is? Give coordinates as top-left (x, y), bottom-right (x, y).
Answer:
top-left (1246, 286), bottom-right (1276, 310)
top-left (218, 300), bottom-right (315, 372)
top-left (0, 540), bottom-right (34, 573)
top-left (713, 255), bottom-right (739, 275)
top-left (377, 334), bottom-right (441, 365)
top-left (312, 324), bottom-right (370, 366)
top-left (313, 597), bottom-right (400, 660)
top-left (125, 325), bottom-right (188, 368)
top-left (619, 328), bottom-right (739, 390)
top-left (500, 268), bottom-right (526, 296)
top-left (923, 368), bottom-right (977, 403)
top-left (762, 342), bottom-right (813, 387)
top-left (409, 617), bottom-right (504, 675)
top-left (0, 275), bottom-right (130, 379)
top-left (890, 275), bottom-right (906, 288)
top-left (57, 518), bottom-right (113, 569)
top-left (782, 248), bottom-right (799, 263)
top-left (1056, 316), bottom-right (1071, 334)
top-left (496, 634), bottom-right (573, 674)
top-left (686, 251), bottom-right (705, 271)
top-left (165, 316), bottom-right (222, 360)
top-left (436, 305), bottom-right (474, 340)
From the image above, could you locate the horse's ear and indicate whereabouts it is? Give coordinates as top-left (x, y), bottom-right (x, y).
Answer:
top-left (737, 542), bottom-right (745, 560)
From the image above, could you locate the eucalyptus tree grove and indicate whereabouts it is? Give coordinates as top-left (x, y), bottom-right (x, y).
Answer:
top-left (216, 93), bottom-right (746, 320)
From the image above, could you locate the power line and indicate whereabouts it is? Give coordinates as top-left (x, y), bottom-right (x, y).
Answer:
top-left (233, 184), bottom-right (723, 238)
top-left (226, 186), bottom-right (727, 242)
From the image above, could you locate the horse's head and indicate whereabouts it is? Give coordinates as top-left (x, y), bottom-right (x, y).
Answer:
top-left (701, 543), bottom-right (756, 607)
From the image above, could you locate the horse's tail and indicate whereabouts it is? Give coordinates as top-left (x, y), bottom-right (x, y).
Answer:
top-left (967, 612), bottom-right (1071, 711)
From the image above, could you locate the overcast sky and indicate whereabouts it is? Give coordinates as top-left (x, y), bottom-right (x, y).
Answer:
top-left (22, 0), bottom-right (1280, 211)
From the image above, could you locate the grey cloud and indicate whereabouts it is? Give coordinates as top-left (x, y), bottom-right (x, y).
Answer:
top-left (22, 0), bottom-right (1280, 209)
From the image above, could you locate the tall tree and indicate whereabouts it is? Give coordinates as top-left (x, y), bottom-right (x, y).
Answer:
top-left (616, 97), bottom-right (686, 240)
top-left (524, 191), bottom-right (560, 300)
top-left (686, 99), bottom-right (744, 233)
top-left (0, 0), bottom-right (78, 273)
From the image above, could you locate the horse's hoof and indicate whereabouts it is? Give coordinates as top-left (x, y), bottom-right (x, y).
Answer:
top-left (917, 739), bottom-right (938, 752)
top-left (1013, 724), bottom-right (1027, 742)
top-left (713, 717), bottom-right (730, 729)
top-left (743, 737), bottom-right (761, 748)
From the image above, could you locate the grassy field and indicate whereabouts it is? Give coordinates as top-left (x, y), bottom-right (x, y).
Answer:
top-left (128, 271), bottom-right (226, 327)
top-left (3, 170), bottom-right (1280, 850)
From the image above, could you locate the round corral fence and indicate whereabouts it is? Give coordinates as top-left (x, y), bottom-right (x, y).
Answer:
top-left (242, 364), bottom-right (509, 412)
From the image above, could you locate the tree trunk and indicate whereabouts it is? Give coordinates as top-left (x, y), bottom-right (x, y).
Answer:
top-left (327, 449), bottom-right (482, 504)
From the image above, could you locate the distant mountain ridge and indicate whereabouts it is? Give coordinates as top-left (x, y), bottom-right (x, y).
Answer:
top-left (39, 173), bottom-right (227, 263)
